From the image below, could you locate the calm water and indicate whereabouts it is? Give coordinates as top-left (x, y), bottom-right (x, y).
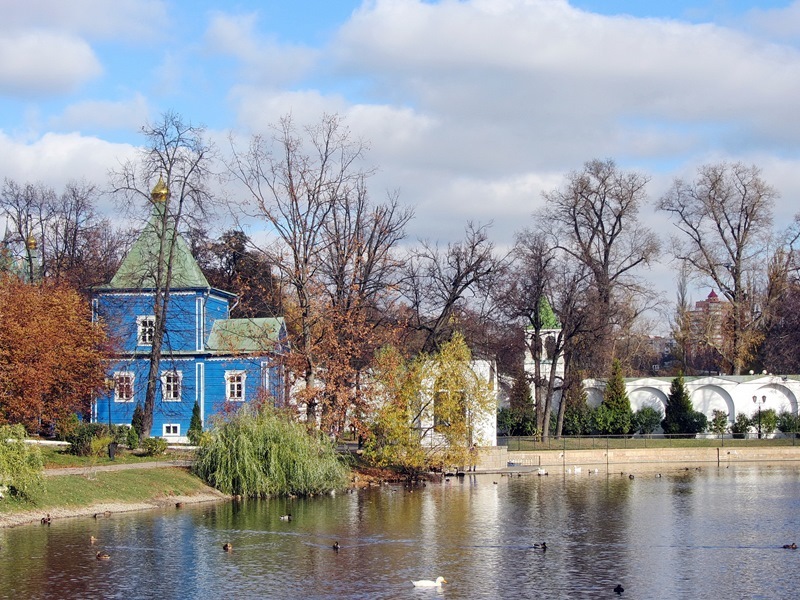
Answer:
top-left (2, 465), bottom-right (800, 599)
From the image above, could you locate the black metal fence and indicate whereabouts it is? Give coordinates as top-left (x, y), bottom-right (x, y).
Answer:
top-left (498, 433), bottom-right (799, 451)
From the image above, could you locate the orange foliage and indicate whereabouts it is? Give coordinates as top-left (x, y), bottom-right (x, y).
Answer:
top-left (0, 274), bottom-right (107, 434)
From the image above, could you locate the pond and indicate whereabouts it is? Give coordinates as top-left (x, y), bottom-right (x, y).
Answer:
top-left (1, 464), bottom-right (799, 599)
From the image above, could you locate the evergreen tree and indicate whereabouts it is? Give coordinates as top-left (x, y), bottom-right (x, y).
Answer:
top-left (187, 402), bottom-right (203, 445)
top-left (131, 403), bottom-right (145, 443)
top-left (662, 372), bottom-right (707, 435)
top-left (600, 359), bottom-right (632, 435)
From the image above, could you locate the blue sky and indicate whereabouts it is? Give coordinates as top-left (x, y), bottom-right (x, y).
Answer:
top-left (2, 0), bottom-right (800, 310)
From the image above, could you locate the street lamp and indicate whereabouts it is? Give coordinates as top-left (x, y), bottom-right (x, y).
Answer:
top-left (752, 395), bottom-right (767, 439)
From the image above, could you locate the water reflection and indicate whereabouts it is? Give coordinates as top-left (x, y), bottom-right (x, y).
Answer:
top-left (1, 465), bottom-right (799, 599)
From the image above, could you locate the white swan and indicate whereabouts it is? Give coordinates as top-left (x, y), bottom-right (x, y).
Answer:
top-left (412, 576), bottom-right (447, 587)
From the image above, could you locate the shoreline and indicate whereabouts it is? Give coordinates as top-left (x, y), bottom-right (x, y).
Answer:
top-left (0, 490), bottom-right (229, 529)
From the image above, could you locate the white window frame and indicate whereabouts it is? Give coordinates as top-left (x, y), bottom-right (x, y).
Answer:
top-left (114, 371), bottom-right (135, 403)
top-left (161, 370), bottom-right (183, 402)
top-left (163, 424), bottom-right (180, 437)
top-left (225, 370), bottom-right (247, 402)
top-left (137, 315), bottom-right (156, 346)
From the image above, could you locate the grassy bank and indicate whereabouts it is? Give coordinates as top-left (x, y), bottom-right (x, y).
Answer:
top-left (0, 467), bottom-right (224, 527)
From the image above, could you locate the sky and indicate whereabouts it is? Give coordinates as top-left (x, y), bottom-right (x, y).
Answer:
top-left (2, 0), bottom-right (800, 316)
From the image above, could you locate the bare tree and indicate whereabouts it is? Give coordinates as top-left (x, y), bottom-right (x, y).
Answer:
top-left (110, 111), bottom-right (216, 437)
top-left (401, 222), bottom-right (497, 353)
top-left (541, 158), bottom-right (660, 376)
top-left (1, 179), bottom-right (125, 290)
top-left (228, 113), bottom-right (410, 427)
top-left (658, 162), bottom-right (776, 375)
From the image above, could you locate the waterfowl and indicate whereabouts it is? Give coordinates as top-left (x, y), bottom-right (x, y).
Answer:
top-left (629, 474), bottom-right (635, 480)
top-left (175, 502), bottom-right (184, 508)
top-left (222, 543), bottom-right (233, 552)
top-left (90, 536), bottom-right (98, 545)
top-left (782, 542), bottom-right (797, 549)
top-left (412, 577), bottom-right (447, 587)
top-left (279, 514), bottom-right (292, 521)
top-left (96, 552), bottom-right (110, 561)
top-left (332, 541), bottom-right (340, 551)
top-left (41, 514), bottom-right (51, 525)
top-left (533, 542), bottom-right (547, 551)
top-left (614, 584), bottom-right (624, 594)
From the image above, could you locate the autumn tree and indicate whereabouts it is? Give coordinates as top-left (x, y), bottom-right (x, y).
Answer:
top-left (364, 333), bottom-right (494, 479)
top-left (189, 228), bottom-right (282, 318)
top-left (110, 111), bottom-right (216, 437)
top-left (541, 159), bottom-right (660, 376)
top-left (0, 275), bottom-right (107, 434)
top-left (658, 162), bottom-right (776, 375)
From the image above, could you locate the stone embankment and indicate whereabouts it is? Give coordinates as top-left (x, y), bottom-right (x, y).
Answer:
top-left (477, 445), bottom-right (800, 473)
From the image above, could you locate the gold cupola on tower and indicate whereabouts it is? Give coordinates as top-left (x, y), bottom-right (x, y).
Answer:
top-left (26, 234), bottom-right (37, 250)
top-left (151, 175), bottom-right (170, 203)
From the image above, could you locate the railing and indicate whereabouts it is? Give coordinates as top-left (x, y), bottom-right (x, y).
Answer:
top-left (497, 433), bottom-right (799, 451)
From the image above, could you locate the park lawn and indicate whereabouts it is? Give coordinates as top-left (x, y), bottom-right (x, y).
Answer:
top-left (0, 467), bottom-right (215, 515)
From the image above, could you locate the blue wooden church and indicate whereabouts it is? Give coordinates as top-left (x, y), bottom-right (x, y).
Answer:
top-left (91, 179), bottom-right (286, 441)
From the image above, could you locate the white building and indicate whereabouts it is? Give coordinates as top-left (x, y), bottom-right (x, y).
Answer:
top-left (584, 374), bottom-right (800, 429)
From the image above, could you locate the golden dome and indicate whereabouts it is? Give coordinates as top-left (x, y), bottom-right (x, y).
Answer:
top-left (151, 175), bottom-right (170, 203)
top-left (26, 234), bottom-right (37, 250)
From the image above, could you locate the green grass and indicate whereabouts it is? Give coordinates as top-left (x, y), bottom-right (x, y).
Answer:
top-left (0, 467), bottom-right (213, 514)
top-left (39, 446), bottom-right (195, 469)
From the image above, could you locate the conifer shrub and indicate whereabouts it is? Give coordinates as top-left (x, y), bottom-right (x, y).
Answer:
top-left (131, 403), bottom-right (145, 440)
top-left (662, 372), bottom-right (707, 435)
top-left (187, 402), bottom-right (203, 445)
top-left (126, 424), bottom-right (140, 449)
top-left (193, 404), bottom-right (349, 497)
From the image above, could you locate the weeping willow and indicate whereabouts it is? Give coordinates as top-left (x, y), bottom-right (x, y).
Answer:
top-left (192, 405), bottom-right (349, 497)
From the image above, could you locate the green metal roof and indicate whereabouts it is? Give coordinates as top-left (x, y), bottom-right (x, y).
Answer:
top-left (104, 214), bottom-right (209, 290)
top-left (206, 317), bottom-right (285, 353)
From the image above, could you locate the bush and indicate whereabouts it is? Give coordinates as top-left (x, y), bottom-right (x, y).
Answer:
top-left (752, 408), bottom-right (777, 436)
top-left (90, 435), bottom-right (114, 458)
top-left (731, 412), bottom-right (751, 438)
top-left (633, 406), bottom-right (663, 434)
top-left (193, 404), bottom-right (349, 497)
top-left (0, 424), bottom-right (43, 500)
top-left (142, 436), bottom-right (168, 456)
top-left (65, 423), bottom-right (111, 456)
top-left (777, 411), bottom-right (799, 434)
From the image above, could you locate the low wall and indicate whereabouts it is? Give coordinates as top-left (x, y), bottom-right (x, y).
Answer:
top-left (478, 446), bottom-right (800, 473)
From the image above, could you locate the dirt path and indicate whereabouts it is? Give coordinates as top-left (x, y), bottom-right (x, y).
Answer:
top-left (42, 459), bottom-right (193, 477)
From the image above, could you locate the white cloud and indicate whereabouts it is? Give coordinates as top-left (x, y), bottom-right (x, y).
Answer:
top-left (0, 0), bottom-right (169, 40)
top-left (0, 131), bottom-right (136, 213)
top-left (204, 12), bottom-right (319, 87)
top-left (51, 94), bottom-right (151, 132)
top-left (0, 31), bottom-right (102, 96)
